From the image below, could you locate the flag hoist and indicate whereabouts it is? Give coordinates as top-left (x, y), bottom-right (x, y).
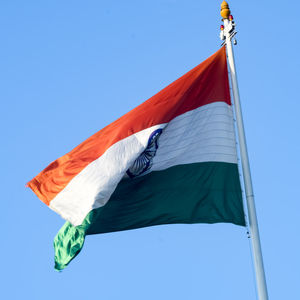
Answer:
top-left (220, 2), bottom-right (269, 299)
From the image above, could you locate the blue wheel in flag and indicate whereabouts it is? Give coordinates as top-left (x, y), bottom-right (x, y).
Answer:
top-left (127, 128), bottom-right (163, 178)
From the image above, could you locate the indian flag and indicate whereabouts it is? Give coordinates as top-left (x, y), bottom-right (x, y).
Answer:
top-left (27, 46), bottom-right (245, 270)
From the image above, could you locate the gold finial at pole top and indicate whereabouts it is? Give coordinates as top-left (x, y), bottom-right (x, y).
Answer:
top-left (220, 1), bottom-right (231, 19)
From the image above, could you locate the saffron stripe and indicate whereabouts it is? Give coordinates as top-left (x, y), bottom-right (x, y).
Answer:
top-left (27, 46), bottom-right (230, 205)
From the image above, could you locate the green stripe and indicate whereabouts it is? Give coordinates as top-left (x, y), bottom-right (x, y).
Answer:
top-left (54, 162), bottom-right (245, 270)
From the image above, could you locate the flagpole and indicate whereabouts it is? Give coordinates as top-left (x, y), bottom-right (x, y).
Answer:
top-left (219, 2), bottom-right (269, 300)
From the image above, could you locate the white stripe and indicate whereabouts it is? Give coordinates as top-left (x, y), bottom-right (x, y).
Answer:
top-left (50, 101), bottom-right (237, 226)
top-left (50, 124), bottom-right (166, 226)
top-left (150, 101), bottom-right (237, 172)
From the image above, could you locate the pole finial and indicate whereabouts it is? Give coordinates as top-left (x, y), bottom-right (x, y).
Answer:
top-left (220, 1), bottom-right (231, 19)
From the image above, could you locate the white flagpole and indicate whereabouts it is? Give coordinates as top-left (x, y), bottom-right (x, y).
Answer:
top-left (219, 2), bottom-right (269, 300)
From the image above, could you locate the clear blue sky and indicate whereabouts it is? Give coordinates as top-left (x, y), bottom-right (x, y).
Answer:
top-left (1, 1), bottom-right (299, 299)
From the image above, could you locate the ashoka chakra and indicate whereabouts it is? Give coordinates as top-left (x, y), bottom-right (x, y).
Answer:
top-left (127, 128), bottom-right (162, 178)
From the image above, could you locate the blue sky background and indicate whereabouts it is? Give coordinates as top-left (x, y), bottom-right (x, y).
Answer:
top-left (1, 1), bottom-right (299, 299)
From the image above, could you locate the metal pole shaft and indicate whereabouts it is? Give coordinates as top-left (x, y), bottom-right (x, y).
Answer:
top-left (224, 19), bottom-right (269, 300)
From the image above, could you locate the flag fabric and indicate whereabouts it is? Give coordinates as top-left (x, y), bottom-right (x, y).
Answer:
top-left (28, 46), bottom-right (245, 270)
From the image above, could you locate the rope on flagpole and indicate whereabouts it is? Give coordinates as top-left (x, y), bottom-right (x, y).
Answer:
top-left (219, 2), bottom-right (269, 300)
top-left (227, 57), bottom-right (257, 298)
